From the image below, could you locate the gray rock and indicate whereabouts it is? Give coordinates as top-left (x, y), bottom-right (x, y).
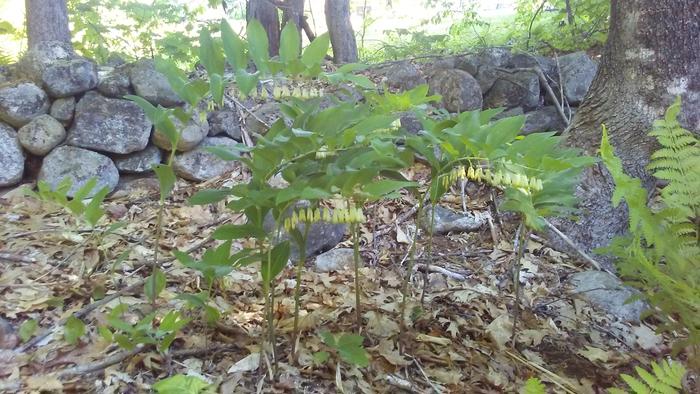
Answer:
top-left (18, 41), bottom-right (75, 84)
top-left (244, 102), bottom-right (284, 137)
top-left (41, 58), bottom-right (98, 97)
top-left (557, 52), bottom-right (597, 105)
top-left (68, 91), bottom-right (152, 154)
top-left (483, 70), bottom-right (540, 110)
top-left (112, 145), bottom-right (162, 174)
top-left (17, 114), bottom-right (66, 156)
top-left (97, 64), bottom-right (132, 98)
top-left (418, 204), bottom-right (487, 235)
top-left (381, 61), bottom-right (426, 91)
top-left (522, 106), bottom-right (570, 135)
top-left (153, 112), bottom-right (209, 152)
top-left (0, 81), bottom-right (50, 128)
top-left (208, 110), bottom-right (242, 141)
top-left (172, 136), bottom-right (238, 181)
top-left (421, 56), bottom-right (458, 77)
top-left (492, 106), bottom-right (524, 121)
top-left (314, 248), bottom-right (355, 272)
top-left (568, 271), bottom-right (647, 322)
top-left (400, 111), bottom-right (423, 135)
top-left (38, 146), bottom-right (119, 197)
top-left (428, 69), bottom-right (482, 113)
top-left (455, 48), bottom-right (512, 93)
top-left (507, 53), bottom-right (557, 82)
top-left (0, 122), bottom-right (24, 187)
top-left (264, 203), bottom-right (347, 260)
top-left (50, 96), bottom-right (75, 126)
top-left (129, 59), bottom-right (183, 107)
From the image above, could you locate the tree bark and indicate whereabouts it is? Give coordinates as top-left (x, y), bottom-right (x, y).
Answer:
top-left (281, 0), bottom-right (304, 34)
top-left (25, 0), bottom-right (72, 49)
top-left (247, 0), bottom-right (281, 56)
top-left (324, 0), bottom-right (358, 63)
top-left (553, 0), bottom-right (700, 269)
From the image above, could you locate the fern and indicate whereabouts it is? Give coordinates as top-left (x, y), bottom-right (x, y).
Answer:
top-left (521, 377), bottom-right (546, 394)
top-left (608, 359), bottom-right (686, 394)
top-left (599, 98), bottom-right (700, 355)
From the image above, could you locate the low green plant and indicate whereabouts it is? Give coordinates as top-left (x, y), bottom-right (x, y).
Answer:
top-left (99, 304), bottom-right (190, 352)
top-left (608, 359), bottom-right (686, 394)
top-left (314, 331), bottom-right (370, 368)
top-left (27, 178), bottom-right (109, 228)
top-left (599, 98), bottom-right (700, 359)
top-left (521, 377), bottom-right (546, 394)
top-left (153, 374), bottom-right (213, 394)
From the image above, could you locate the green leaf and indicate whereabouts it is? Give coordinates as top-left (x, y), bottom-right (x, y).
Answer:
top-left (221, 19), bottom-right (247, 70)
top-left (313, 351), bottom-right (330, 365)
top-left (199, 28), bottom-right (224, 76)
top-left (235, 69), bottom-right (259, 96)
top-left (279, 22), bottom-right (301, 65)
top-left (247, 19), bottom-right (270, 74)
top-left (145, 269), bottom-right (167, 301)
top-left (64, 316), bottom-right (85, 345)
top-left (336, 333), bottom-right (369, 367)
top-left (361, 180), bottom-right (418, 201)
top-left (19, 319), bottom-right (38, 342)
top-left (209, 73), bottom-right (224, 106)
top-left (261, 241), bottom-right (290, 283)
top-left (522, 377), bottom-right (546, 394)
top-left (153, 374), bottom-right (210, 394)
top-left (301, 33), bottom-right (329, 68)
top-left (84, 186), bottom-right (109, 226)
top-left (153, 164), bottom-right (176, 201)
top-left (189, 189), bottom-right (231, 205)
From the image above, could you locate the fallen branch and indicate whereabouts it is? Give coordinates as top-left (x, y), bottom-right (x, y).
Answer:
top-left (495, 66), bottom-right (570, 126)
top-left (56, 344), bottom-right (151, 378)
top-left (416, 264), bottom-right (468, 281)
top-left (0, 252), bottom-right (36, 264)
top-left (542, 218), bottom-right (604, 272)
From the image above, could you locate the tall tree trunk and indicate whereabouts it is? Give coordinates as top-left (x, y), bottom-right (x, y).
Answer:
top-left (25, 0), bottom-right (72, 49)
top-left (324, 0), bottom-right (358, 63)
top-left (553, 0), bottom-right (700, 269)
top-left (247, 0), bottom-right (280, 56)
top-left (282, 0), bottom-right (304, 34)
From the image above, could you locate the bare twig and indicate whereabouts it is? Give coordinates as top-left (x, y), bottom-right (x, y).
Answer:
top-left (411, 356), bottom-right (443, 394)
top-left (0, 252), bottom-right (36, 264)
top-left (416, 264), bottom-right (467, 281)
top-left (56, 345), bottom-right (151, 377)
top-left (495, 66), bottom-right (570, 126)
top-left (542, 218), bottom-right (604, 271)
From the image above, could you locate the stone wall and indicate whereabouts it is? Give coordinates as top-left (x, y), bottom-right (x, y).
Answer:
top-left (0, 42), bottom-right (598, 197)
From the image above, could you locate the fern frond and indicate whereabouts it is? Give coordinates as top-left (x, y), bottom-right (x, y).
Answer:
top-left (611, 360), bottom-right (686, 394)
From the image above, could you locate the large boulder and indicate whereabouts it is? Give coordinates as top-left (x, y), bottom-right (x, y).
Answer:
top-left (41, 58), bottom-right (98, 97)
top-left (208, 110), bottom-right (242, 141)
top-left (97, 64), bottom-right (132, 98)
top-left (380, 61), bottom-right (426, 91)
top-left (38, 146), bottom-right (119, 197)
top-left (418, 204), bottom-right (487, 235)
top-left (172, 137), bottom-right (238, 181)
top-left (67, 91), bottom-right (152, 154)
top-left (112, 145), bottom-right (162, 174)
top-left (568, 271), bottom-right (647, 323)
top-left (18, 41), bottom-right (75, 84)
top-left (428, 69), bottom-right (482, 113)
top-left (129, 59), bottom-right (183, 107)
top-left (0, 122), bottom-right (24, 187)
top-left (455, 47), bottom-right (512, 93)
top-left (50, 97), bottom-right (75, 126)
top-left (483, 70), bottom-right (540, 110)
top-left (17, 114), bottom-right (66, 156)
top-left (522, 106), bottom-right (570, 135)
top-left (557, 51), bottom-right (598, 105)
top-left (0, 81), bottom-right (50, 128)
top-left (152, 112), bottom-right (209, 152)
top-left (506, 53), bottom-right (557, 81)
top-left (244, 102), bottom-right (285, 137)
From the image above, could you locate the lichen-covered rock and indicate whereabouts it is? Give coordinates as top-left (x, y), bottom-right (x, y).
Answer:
top-left (483, 70), bottom-right (540, 110)
top-left (381, 61), bottom-right (426, 91)
top-left (418, 204), bottom-right (487, 235)
top-left (152, 112), bottom-right (209, 152)
top-left (0, 81), bottom-right (50, 128)
top-left (0, 122), bottom-right (24, 187)
top-left (129, 59), bottom-right (183, 107)
top-left (97, 64), bottom-right (132, 98)
top-left (428, 69), bottom-right (482, 113)
top-left (315, 248), bottom-right (355, 272)
top-left (172, 137), bottom-right (238, 181)
top-left (399, 111), bottom-right (423, 135)
top-left (568, 271), bottom-right (647, 322)
top-left (208, 110), bottom-right (242, 141)
top-left (18, 41), bottom-right (75, 84)
top-left (455, 48), bottom-right (512, 93)
top-left (557, 51), bottom-right (597, 105)
top-left (38, 146), bottom-right (119, 197)
top-left (17, 114), bottom-right (66, 156)
top-left (50, 96), bottom-right (75, 126)
top-left (522, 106), bottom-right (571, 135)
top-left (244, 102), bottom-right (284, 137)
top-left (67, 91), bottom-right (152, 154)
top-left (41, 58), bottom-right (98, 97)
top-left (112, 145), bottom-right (162, 174)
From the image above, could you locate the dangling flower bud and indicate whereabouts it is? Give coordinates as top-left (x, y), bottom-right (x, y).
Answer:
top-left (323, 208), bottom-right (332, 222)
top-left (467, 166), bottom-right (475, 180)
top-left (298, 209), bottom-right (307, 222)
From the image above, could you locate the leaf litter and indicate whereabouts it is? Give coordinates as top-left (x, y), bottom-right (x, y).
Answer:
top-left (0, 166), bottom-right (680, 393)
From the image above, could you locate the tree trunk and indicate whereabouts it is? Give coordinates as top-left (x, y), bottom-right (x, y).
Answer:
top-left (553, 0), bottom-right (700, 269)
top-left (25, 0), bottom-right (72, 49)
top-left (324, 0), bottom-right (358, 63)
top-left (247, 0), bottom-right (280, 56)
top-left (282, 0), bottom-right (304, 34)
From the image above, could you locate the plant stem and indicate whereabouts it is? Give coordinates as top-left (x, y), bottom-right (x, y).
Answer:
top-left (420, 202), bottom-right (436, 305)
top-left (291, 223), bottom-right (310, 360)
top-left (400, 198), bottom-right (423, 336)
top-left (352, 223), bottom-right (362, 332)
top-left (510, 219), bottom-right (529, 348)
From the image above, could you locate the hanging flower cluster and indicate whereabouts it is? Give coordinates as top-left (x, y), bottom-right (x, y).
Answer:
top-left (283, 206), bottom-right (366, 231)
top-left (240, 84), bottom-right (325, 100)
top-left (441, 165), bottom-right (544, 194)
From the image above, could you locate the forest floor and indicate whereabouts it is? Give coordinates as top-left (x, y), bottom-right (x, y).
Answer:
top-left (0, 162), bottom-right (679, 393)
